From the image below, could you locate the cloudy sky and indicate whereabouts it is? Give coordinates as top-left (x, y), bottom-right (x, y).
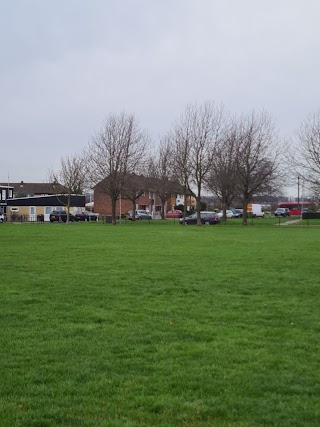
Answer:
top-left (1, 0), bottom-right (320, 195)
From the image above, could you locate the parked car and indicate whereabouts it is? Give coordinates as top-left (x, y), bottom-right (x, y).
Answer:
top-left (127, 209), bottom-right (152, 220)
top-left (165, 210), bottom-right (183, 218)
top-left (230, 208), bottom-right (242, 218)
top-left (75, 211), bottom-right (98, 221)
top-left (274, 208), bottom-right (288, 217)
top-left (179, 211), bottom-right (220, 225)
top-left (0, 213), bottom-right (4, 223)
top-left (217, 210), bottom-right (234, 218)
top-left (49, 210), bottom-right (77, 222)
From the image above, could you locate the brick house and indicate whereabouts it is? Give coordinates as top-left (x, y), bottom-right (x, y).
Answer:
top-left (93, 175), bottom-right (196, 217)
top-left (94, 187), bottom-right (163, 217)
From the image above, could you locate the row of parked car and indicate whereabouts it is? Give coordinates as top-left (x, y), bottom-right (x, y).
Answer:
top-left (49, 210), bottom-right (99, 222)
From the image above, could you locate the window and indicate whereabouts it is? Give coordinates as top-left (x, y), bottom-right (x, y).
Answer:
top-left (45, 207), bottom-right (52, 215)
top-left (1, 190), bottom-right (6, 200)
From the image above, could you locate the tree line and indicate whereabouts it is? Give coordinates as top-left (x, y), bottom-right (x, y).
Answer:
top-left (51, 101), bottom-right (320, 225)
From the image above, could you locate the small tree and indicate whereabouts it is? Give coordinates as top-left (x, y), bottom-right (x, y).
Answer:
top-left (122, 173), bottom-right (146, 221)
top-left (147, 138), bottom-right (178, 219)
top-left (49, 152), bottom-right (86, 223)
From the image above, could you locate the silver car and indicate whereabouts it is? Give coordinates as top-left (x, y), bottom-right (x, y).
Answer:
top-left (128, 210), bottom-right (152, 220)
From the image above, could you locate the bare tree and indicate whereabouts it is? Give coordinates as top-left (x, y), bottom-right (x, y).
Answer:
top-left (235, 111), bottom-right (283, 225)
top-left (87, 112), bottom-right (149, 225)
top-left (295, 111), bottom-right (320, 195)
top-left (171, 116), bottom-right (193, 223)
top-left (49, 152), bottom-right (86, 223)
top-left (205, 117), bottom-right (238, 221)
top-left (147, 138), bottom-right (178, 219)
top-left (122, 173), bottom-right (146, 221)
top-left (172, 101), bottom-right (225, 225)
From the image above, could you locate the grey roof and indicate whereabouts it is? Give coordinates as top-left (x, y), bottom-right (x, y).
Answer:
top-left (0, 182), bottom-right (66, 194)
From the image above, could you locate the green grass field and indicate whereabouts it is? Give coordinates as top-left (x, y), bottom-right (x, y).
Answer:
top-left (1, 221), bottom-right (319, 427)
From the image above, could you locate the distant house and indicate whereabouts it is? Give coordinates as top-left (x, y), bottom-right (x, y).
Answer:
top-left (6, 194), bottom-right (85, 222)
top-left (0, 181), bottom-right (66, 198)
top-left (167, 192), bottom-right (196, 212)
top-left (0, 185), bottom-right (14, 217)
top-left (93, 175), bottom-right (196, 217)
top-left (94, 183), bottom-right (163, 217)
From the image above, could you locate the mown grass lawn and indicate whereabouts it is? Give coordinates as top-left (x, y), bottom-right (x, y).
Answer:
top-left (0, 221), bottom-right (319, 427)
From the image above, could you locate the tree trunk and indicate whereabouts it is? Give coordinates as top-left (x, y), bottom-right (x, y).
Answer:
top-left (111, 197), bottom-right (117, 225)
top-left (132, 200), bottom-right (136, 221)
top-left (182, 185), bottom-right (187, 224)
top-left (222, 199), bottom-right (227, 224)
top-left (66, 193), bottom-right (71, 224)
top-left (242, 198), bottom-right (249, 226)
top-left (161, 199), bottom-right (166, 219)
top-left (196, 193), bottom-right (201, 226)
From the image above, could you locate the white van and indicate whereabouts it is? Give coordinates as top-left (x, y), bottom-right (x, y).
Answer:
top-left (247, 204), bottom-right (264, 218)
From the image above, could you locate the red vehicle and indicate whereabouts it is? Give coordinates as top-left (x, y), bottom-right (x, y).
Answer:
top-left (165, 209), bottom-right (183, 218)
top-left (276, 202), bottom-right (312, 216)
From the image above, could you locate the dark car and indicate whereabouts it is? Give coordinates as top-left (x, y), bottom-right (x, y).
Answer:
top-left (274, 208), bottom-right (288, 217)
top-left (49, 210), bottom-right (76, 222)
top-left (127, 210), bottom-right (152, 220)
top-left (75, 211), bottom-right (98, 221)
top-left (179, 211), bottom-right (220, 225)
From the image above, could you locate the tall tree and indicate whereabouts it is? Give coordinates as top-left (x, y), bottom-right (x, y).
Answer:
top-left (295, 111), bottom-right (320, 196)
top-left (205, 117), bottom-right (238, 221)
top-left (87, 112), bottom-right (149, 224)
top-left (49, 152), bottom-right (86, 223)
top-left (171, 116), bottom-right (193, 223)
top-left (235, 111), bottom-right (283, 225)
top-left (172, 101), bottom-right (225, 225)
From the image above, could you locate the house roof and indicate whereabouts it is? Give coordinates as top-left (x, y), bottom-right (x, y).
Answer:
top-left (7, 194), bottom-right (85, 207)
top-left (0, 181), bottom-right (66, 194)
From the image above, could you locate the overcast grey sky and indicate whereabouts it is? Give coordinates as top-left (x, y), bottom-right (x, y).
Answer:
top-left (1, 0), bottom-right (319, 195)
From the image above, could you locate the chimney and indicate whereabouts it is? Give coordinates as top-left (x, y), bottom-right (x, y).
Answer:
top-left (20, 181), bottom-right (24, 187)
